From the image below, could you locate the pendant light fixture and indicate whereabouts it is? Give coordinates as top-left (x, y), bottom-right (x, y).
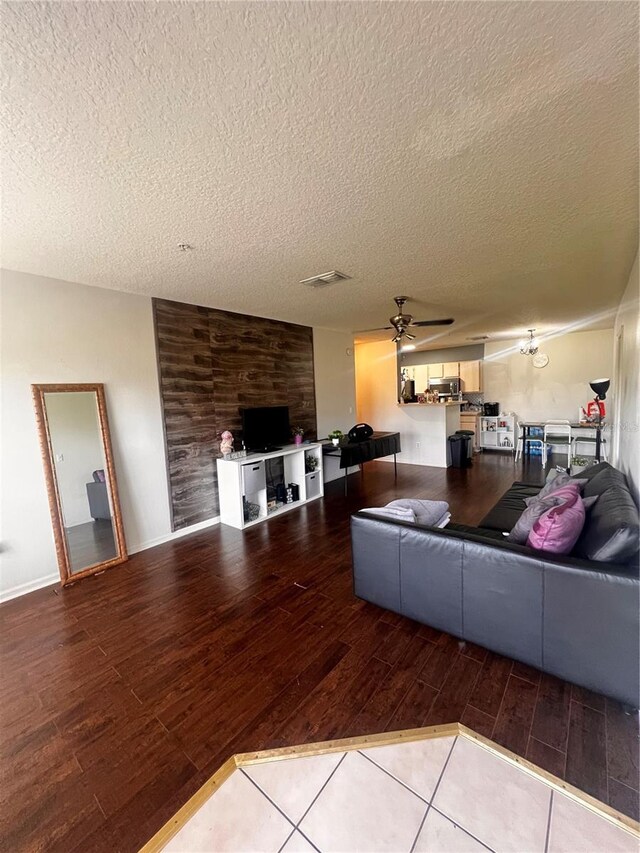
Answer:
top-left (519, 329), bottom-right (539, 356)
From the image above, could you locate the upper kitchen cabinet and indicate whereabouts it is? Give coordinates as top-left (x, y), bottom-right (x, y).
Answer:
top-left (443, 361), bottom-right (459, 377)
top-left (427, 363), bottom-right (444, 379)
top-left (459, 360), bottom-right (482, 392)
top-left (413, 365), bottom-right (430, 392)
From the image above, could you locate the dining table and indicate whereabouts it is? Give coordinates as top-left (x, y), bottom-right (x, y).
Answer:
top-left (519, 421), bottom-right (606, 457)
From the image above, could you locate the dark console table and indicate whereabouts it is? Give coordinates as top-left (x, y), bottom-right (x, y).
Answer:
top-left (322, 431), bottom-right (401, 494)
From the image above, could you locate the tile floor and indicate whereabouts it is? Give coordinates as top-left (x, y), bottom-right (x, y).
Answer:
top-left (162, 734), bottom-right (639, 853)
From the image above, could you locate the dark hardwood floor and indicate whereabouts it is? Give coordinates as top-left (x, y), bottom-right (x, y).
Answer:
top-left (1, 454), bottom-right (638, 852)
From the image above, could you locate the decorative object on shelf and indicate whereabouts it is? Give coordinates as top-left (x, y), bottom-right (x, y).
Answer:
top-left (357, 296), bottom-right (454, 344)
top-left (328, 429), bottom-right (343, 446)
top-left (532, 353), bottom-right (549, 368)
top-left (228, 449), bottom-right (247, 460)
top-left (519, 329), bottom-right (539, 356)
top-left (305, 455), bottom-right (318, 473)
top-left (589, 377), bottom-right (610, 462)
top-left (292, 426), bottom-right (304, 445)
top-left (219, 430), bottom-right (234, 456)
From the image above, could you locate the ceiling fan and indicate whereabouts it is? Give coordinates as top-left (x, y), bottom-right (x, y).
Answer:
top-left (361, 296), bottom-right (454, 343)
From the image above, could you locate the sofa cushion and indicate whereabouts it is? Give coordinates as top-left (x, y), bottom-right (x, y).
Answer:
top-left (573, 473), bottom-right (639, 564)
top-left (478, 482), bottom-right (541, 532)
top-left (526, 470), bottom-right (587, 504)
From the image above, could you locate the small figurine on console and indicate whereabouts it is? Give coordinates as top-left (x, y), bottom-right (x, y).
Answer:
top-left (219, 430), bottom-right (234, 456)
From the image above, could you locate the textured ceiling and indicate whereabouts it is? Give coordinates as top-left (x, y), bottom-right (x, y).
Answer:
top-left (1, 1), bottom-right (638, 347)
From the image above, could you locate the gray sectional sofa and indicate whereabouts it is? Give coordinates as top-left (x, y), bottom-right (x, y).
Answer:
top-left (350, 462), bottom-right (640, 707)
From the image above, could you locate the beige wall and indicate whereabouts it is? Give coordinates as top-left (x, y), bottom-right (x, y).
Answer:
top-left (312, 328), bottom-right (356, 439)
top-left (483, 329), bottom-right (614, 423)
top-left (612, 253), bottom-right (639, 500)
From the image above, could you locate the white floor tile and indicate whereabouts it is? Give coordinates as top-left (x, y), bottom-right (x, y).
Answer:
top-left (280, 830), bottom-right (318, 852)
top-left (360, 735), bottom-right (455, 801)
top-left (164, 768), bottom-right (293, 853)
top-left (244, 751), bottom-right (344, 823)
top-left (433, 737), bottom-right (550, 852)
top-left (547, 792), bottom-right (639, 853)
top-left (298, 750), bottom-right (427, 852)
top-left (413, 808), bottom-right (490, 852)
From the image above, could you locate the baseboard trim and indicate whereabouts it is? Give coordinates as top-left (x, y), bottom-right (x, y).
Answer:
top-left (0, 572), bottom-right (60, 603)
top-left (0, 516), bottom-right (222, 603)
top-left (128, 515), bottom-right (221, 554)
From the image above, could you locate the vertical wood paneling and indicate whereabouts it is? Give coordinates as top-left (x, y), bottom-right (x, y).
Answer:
top-left (154, 298), bottom-right (316, 530)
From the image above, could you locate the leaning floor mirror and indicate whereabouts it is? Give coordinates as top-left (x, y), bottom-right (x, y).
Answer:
top-left (32, 383), bottom-right (128, 585)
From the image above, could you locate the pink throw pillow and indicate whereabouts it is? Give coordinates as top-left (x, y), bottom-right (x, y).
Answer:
top-left (527, 485), bottom-right (586, 554)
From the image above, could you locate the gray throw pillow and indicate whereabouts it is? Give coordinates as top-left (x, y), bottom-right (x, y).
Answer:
top-left (386, 499), bottom-right (449, 526)
top-left (361, 506), bottom-right (416, 524)
top-left (508, 494), bottom-right (567, 543)
top-left (525, 470), bottom-right (588, 505)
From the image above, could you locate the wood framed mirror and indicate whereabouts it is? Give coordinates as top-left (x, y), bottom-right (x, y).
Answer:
top-left (32, 383), bottom-right (128, 585)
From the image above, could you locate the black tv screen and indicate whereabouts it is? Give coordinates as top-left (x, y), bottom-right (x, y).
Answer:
top-left (242, 406), bottom-right (290, 451)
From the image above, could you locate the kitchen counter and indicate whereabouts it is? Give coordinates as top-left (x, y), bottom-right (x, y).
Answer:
top-left (396, 400), bottom-right (461, 466)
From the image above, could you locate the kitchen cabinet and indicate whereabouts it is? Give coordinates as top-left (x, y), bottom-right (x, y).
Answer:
top-left (460, 413), bottom-right (479, 451)
top-left (427, 363), bottom-right (443, 379)
top-left (459, 360), bottom-right (482, 392)
top-left (443, 361), bottom-right (459, 377)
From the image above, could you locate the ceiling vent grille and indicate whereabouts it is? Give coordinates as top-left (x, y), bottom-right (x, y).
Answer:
top-left (467, 335), bottom-right (490, 341)
top-left (300, 270), bottom-right (351, 288)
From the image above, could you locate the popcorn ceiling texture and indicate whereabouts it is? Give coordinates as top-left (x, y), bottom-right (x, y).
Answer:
top-left (1, 1), bottom-right (638, 344)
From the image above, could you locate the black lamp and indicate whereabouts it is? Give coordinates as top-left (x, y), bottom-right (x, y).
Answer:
top-left (589, 378), bottom-right (610, 462)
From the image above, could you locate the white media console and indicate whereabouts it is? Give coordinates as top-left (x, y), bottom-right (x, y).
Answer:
top-left (216, 442), bottom-right (324, 529)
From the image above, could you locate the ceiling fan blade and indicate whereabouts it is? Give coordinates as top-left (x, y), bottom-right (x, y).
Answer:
top-left (411, 318), bottom-right (455, 327)
top-left (356, 325), bottom-right (393, 332)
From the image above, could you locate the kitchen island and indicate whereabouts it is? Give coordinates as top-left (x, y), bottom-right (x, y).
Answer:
top-left (396, 401), bottom-right (462, 467)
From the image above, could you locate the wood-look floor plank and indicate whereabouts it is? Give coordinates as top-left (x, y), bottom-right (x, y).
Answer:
top-left (0, 455), bottom-right (637, 853)
top-left (492, 675), bottom-right (538, 756)
top-left (565, 700), bottom-right (609, 803)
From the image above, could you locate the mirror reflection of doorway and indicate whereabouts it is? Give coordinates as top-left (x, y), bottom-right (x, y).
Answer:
top-left (45, 391), bottom-right (118, 573)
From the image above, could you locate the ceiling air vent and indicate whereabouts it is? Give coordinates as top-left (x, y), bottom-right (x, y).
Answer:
top-left (467, 335), bottom-right (490, 341)
top-left (300, 270), bottom-right (351, 288)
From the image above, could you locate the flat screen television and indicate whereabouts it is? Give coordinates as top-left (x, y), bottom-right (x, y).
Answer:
top-left (242, 406), bottom-right (291, 452)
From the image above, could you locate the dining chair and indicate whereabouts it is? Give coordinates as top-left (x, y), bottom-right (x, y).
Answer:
top-left (573, 432), bottom-right (608, 461)
top-left (515, 422), bottom-right (544, 465)
top-left (543, 420), bottom-right (573, 465)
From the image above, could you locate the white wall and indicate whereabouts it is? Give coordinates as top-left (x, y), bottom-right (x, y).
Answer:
top-left (483, 329), bottom-right (614, 423)
top-left (0, 270), bottom-right (358, 600)
top-left (0, 269), bottom-right (183, 601)
top-left (312, 328), bottom-right (356, 438)
top-left (46, 391), bottom-right (107, 527)
top-left (612, 253), bottom-right (639, 500)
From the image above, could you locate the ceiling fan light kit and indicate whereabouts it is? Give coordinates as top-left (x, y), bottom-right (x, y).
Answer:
top-left (360, 296), bottom-right (454, 343)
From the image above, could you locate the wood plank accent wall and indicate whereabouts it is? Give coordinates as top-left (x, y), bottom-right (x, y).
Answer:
top-left (153, 298), bottom-right (317, 530)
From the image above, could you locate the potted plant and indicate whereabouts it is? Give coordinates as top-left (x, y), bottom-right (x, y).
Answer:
top-left (328, 429), bottom-right (343, 446)
top-left (292, 426), bottom-right (304, 445)
top-left (570, 455), bottom-right (592, 476)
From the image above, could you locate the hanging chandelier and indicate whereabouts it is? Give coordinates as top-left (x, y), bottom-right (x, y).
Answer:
top-left (519, 329), bottom-right (539, 356)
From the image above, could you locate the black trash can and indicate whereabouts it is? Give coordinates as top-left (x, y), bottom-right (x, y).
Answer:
top-left (455, 429), bottom-right (475, 462)
top-left (448, 434), bottom-right (468, 468)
